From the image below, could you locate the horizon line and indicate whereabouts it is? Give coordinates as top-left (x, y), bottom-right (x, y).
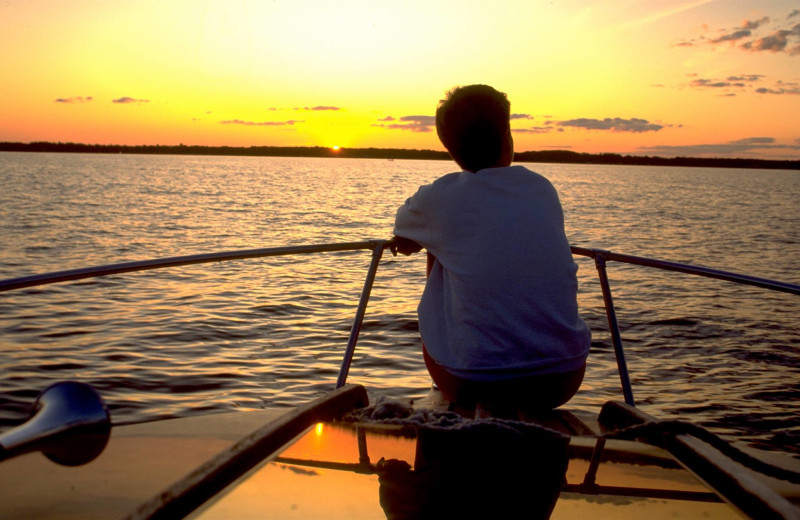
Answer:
top-left (1, 141), bottom-right (798, 170)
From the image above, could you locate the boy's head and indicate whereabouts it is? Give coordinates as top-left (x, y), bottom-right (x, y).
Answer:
top-left (435, 85), bottom-right (513, 173)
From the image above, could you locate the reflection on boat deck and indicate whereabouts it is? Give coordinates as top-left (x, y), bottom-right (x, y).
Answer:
top-left (195, 418), bottom-right (741, 520)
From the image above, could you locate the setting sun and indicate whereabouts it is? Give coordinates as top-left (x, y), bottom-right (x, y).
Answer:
top-left (332, 146), bottom-right (341, 151)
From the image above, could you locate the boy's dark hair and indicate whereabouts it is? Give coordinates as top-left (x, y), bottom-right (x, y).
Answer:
top-left (435, 85), bottom-right (511, 173)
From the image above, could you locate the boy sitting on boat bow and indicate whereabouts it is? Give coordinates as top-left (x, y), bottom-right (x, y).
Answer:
top-left (393, 84), bottom-right (589, 411)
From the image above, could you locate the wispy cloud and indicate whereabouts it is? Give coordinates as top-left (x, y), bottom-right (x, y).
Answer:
top-left (755, 81), bottom-right (800, 95)
top-left (512, 126), bottom-right (559, 134)
top-left (639, 137), bottom-right (800, 157)
top-left (705, 16), bottom-right (771, 44)
top-left (376, 114), bottom-right (669, 134)
top-left (709, 29), bottom-right (752, 44)
top-left (113, 97), bottom-right (149, 104)
top-left (686, 74), bottom-right (798, 96)
top-left (220, 119), bottom-right (304, 126)
top-left (373, 115), bottom-right (435, 133)
top-left (691, 78), bottom-right (739, 88)
top-left (688, 74), bottom-right (763, 91)
top-left (727, 75), bottom-right (765, 82)
top-left (676, 11), bottom-right (800, 55)
top-left (55, 96), bottom-right (93, 103)
top-left (294, 106), bottom-right (342, 111)
top-left (557, 117), bottom-right (664, 133)
top-left (742, 23), bottom-right (800, 55)
top-left (744, 17), bottom-right (771, 30)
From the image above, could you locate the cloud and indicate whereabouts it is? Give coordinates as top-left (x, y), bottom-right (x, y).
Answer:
top-left (706, 16), bottom-right (769, 44)
top-left (743, 16), bottom-right (771, 30)
top-left (688, 75), bottom-right (761, 88)
top-left (710, 29), bottom-right (752, 44)
top-left (755, 81), bottom-right (800, 95)
top-left (510, 113), bottom-right (533, 120)
top-left (220, 119), bottom-right (304, 126)
top-left (679, 12), bottom-right (800, 55)
top-left (373, 115), bottom-right (435, 133)
top-left (557, 117), bottom-right (664, 133)
top-left (638, 137), bottom-right (800, 157)
top-left (377, 116), bottom-right (395, 121)
top-left (686, 74), bottom-right (765, 95)
top-left (727, 74), bottom-right (764, 82)
top-left (113, 97), bottom-right (149, 104)
top-left (733, 137), bottom-right (775, 145)
top-left (294, 106), bottom-right (342, 111)
top-left (401, 115), bottom-right (435, 125)
top-left (55, 96), bottom-right (93, 103)
top-left (690, 78), bottom-right (740, 88)
top-left (512, 126), bottom-right (555, 134)
top-left (742, 23), bottom-right (800, 54)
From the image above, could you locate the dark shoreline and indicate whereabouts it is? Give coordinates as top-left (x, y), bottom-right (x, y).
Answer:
top-left (1, 141), bottom-right (798, 170)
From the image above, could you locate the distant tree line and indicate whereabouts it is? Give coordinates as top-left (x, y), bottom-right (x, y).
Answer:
top-left (513, 150), bottom-right (799, 170)
top-left (0, 141), bottom-right (449, 161)
top-left (1, 141), bottom-right (797, 170)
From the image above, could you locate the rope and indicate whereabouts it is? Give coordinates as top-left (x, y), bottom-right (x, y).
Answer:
top-left (345, 398), bottom-right (800, 484)
top-left (341, 397), bottom-right (569, 439)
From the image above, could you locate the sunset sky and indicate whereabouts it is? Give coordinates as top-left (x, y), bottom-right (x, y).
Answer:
top-left (1, 0), bottom-right (798, 159)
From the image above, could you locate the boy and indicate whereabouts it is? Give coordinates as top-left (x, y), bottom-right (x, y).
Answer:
top-left (393, 84), bottom-right (589, 410)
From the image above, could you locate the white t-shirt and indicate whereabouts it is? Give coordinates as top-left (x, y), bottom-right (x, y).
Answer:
top-left (393, 165), bottom-right (590, 380)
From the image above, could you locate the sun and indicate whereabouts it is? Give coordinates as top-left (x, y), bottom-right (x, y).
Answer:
top-left (332, 145), bottom-right (341, 151)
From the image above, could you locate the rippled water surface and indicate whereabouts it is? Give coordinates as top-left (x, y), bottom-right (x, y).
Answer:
top-left (1, 152), bottom-right (798, 458)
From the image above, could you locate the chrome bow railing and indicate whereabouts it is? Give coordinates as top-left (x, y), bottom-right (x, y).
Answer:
top-left (2, 240), bottom-right (799, 408)
top-left (569, 247), bottom-right (800, 406)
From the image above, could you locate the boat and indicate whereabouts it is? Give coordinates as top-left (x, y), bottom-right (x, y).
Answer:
top-left (0, 239), bottom-right (798, 519)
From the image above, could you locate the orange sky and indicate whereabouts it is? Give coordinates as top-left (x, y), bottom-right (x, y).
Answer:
top-left (1, 0), bottom-right (798, 159)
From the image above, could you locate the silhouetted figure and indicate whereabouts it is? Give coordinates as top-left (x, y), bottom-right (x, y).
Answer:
top-left (393, 85), bottom-right (589, 411)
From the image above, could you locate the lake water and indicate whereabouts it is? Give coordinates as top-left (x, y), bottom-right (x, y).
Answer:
top-left (0, 152), bottom-right (798, 458)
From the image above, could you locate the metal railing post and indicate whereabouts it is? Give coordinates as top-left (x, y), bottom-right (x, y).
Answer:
top-left (593, 252), bottom-right (636, 406)
top-left (335, 241), bottom-right (386, 389)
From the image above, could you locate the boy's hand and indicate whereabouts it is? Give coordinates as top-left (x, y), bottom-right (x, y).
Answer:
top-left (391, 235), bottom-right (423, 256)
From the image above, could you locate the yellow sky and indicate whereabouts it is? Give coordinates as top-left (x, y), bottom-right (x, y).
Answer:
top-left (1, 0), bottom-right (798, 159)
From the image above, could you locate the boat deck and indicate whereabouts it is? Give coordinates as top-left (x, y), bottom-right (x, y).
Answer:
top-left (1, 386), bottom-right (798, 519)
top-left (0, 409), bottom-right (287, 520)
